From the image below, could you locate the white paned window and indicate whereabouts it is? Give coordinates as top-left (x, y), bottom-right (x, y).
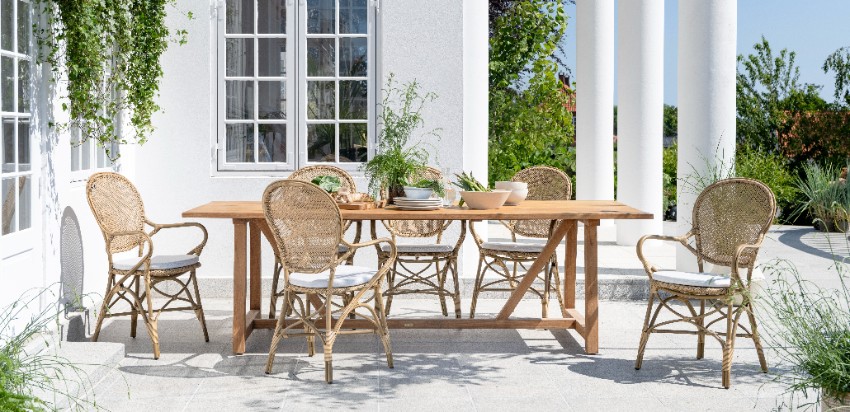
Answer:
top-left (217, 0), bottom-right (374, 173)
top-left (70, 128), bottom-right (118, 180)
top-left (0, 0), bottom-right (32, 237)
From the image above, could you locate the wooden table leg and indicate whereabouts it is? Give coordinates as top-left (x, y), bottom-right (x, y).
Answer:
top-left (583, 219), bottom-right (600, 354)
top-left (497, 220), bottom-right (572, 320)
top-left (249, 220), bottom-right (262, 312)
top-left (232, 219), bottom-right (248, 354)
top-left (564, 221), bottom-right (577, 310)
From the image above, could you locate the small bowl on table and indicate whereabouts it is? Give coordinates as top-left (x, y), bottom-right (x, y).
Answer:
top-left (459, 190), bottom-right (511, 210)
top-left (403, 186), bottom-right (436, 200)
top-left (494, 181), bottom-right (529, 206)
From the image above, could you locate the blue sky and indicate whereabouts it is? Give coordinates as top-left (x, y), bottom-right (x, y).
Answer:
top-left (561, 0), bottom-right (850, 106)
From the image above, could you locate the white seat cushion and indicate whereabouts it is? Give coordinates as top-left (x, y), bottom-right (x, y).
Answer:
top-left (652, 270), bottom-right (732, 288)
top-left (380, 243), bottom-right (454, 253)
top-left (113, 254), bottom-right (199, 271)
top-left (480, 241), bottom-right (546, 253)
top-left (289, 265), bottom-right (377, 289)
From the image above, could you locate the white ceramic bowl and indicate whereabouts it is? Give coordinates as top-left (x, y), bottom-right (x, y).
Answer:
top-left (495, 181), bottom-right (529, 205)
top-left (403, 186), bottom-right (435, 200)
top-left (459, 190), bottom-right (511, 210)
top-left (494, 181), bottom-right (528, 191)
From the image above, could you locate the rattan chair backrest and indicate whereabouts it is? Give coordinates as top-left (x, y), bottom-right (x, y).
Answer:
top-left (510, 166), bottom-right (572, 238)
top-left (692, 178), bottom-right (776, 268)
top-left (383, 166), bottom-right (448, 239)
top-left (263, 180), bottom-right (343, 273)
top-left (86, 172), bottom-right (147, 254)
top-left (288, 165), bottom-right (357, 193)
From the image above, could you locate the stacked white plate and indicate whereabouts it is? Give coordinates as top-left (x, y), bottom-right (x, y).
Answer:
top-left (392, 197), bottom-right (443, 211)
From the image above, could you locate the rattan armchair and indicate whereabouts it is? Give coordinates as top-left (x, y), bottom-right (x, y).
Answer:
top-left (377, 167), bottom-right (466, 318)
top-left (86, 172), bottom-right (209, 359)
top-left (469, 166), bottom-right (569, 318)
top-left (268, 165), bottom-right (362, 319)
top-left (634, 178), bottom-right (775, 388)
top-left (263, 180), bottom-right (395, 383)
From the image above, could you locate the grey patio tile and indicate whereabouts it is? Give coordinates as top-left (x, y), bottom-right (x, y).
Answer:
top-left (473, 396), bottom-right (572, 412)
top-left (378, 397), bottom-right (476, 412)
top-left (93, 397), bottom-right (191, 412)
top-left (568, 396), bottom-right (673, 412)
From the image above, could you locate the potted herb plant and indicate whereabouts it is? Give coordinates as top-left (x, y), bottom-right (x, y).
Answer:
top-left (363, 74), bottom-right (439, 204)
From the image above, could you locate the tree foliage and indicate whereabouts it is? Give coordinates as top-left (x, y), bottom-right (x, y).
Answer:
top-left (488, 0), bottom-right (575, 186)
top-left (823, 46), bottom-right (850, 106)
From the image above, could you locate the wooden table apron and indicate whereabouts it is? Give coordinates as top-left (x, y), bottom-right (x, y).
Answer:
top-left (182, 200), bottom-right (652, 355)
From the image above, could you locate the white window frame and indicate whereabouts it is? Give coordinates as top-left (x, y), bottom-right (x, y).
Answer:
top-left (0, 0), bottom-right (34, 255)
top-left (69, 129), bottom-right (119, 183)
top-left (215, 0), bottom-right (376, 174)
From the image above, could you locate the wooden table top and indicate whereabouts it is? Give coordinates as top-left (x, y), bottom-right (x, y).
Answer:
top-left (182, 200), bottom-right (653, 221)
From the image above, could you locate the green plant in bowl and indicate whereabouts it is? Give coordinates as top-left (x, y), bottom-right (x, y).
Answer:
top-left (405, 178), bottom-right (445, 198)
top-left (311, 175), bottom-right (342, 193)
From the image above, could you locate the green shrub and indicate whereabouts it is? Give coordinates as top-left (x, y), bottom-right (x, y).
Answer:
top-left (734, 145), bottom-right (798, 221)
top-left (662, 144), bottom-right (677, 214)
top-left (792, 162), bottom-right (850, 229)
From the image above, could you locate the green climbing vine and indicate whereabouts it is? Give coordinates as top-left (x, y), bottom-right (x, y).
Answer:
top-left (34, 0), bottom-right (191, 155)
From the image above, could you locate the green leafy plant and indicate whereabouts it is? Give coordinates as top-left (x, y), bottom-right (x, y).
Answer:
top-left (311, 175), bottom-right (342, 193)
top-left (35, 0), bottom-right (192, 155)
top-left (488, 0), bottom-right (575, 186)
top-left (758, 230), bottom-right (850, 408)
top-left (405, 178), bottom-right (445, 198)
top-left (735, 145), bottom-right (799, 222)
top-left (452, 172), bottom-right (490, 207)
top-left (0, 289), bottom-right (101, 411)
top-left (362, 74), bottom-right (438, 199)
top-left (662, 143), bottom-right (678, 218)
top-left (792, 162), bottom-right (850, 232)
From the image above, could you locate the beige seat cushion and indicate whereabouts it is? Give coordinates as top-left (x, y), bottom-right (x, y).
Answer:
top-left (113, 254), bottom-right (199, 271)
top-left (652, 270), bottom-right (731, 288)
top-left (380, 244), bottom-right (454, 253)
top-left (289, 265), bottom-right (376, 289)
top-left (480, 241), bottom-right (545, 253)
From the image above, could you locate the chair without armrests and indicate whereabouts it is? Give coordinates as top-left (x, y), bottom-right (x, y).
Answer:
top-left (634, 177), bottom-right (776, 388)
top-left (86, 172), bottom-right (209, 359)
top-left (263, 180), bottom-right (395, 383)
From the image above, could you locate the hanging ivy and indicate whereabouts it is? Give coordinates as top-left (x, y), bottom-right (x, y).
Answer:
top-left (34, 0), bottom-right (191, 154)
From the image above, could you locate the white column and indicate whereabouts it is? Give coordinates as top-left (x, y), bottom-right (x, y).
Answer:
top-left (676, 0), bottom-right (737, 270)
top-left (616, 0), bottom-right (664, 245)
top-left (462, 0), bottom-right (489, 277)
top-left (576, 0), bottom-right (615, 202)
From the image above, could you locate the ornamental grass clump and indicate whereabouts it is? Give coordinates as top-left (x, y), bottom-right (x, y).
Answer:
top-left (0, 289), bottom-right (100, 411)
top-left (793, 163), bottom-right (850, 232)
top-left (759, 226), bottom-right (850, 408)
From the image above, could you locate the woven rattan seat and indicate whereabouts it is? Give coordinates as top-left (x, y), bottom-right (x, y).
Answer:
top-left (263, 180), bottom-right (395, 383)
top-left (378, 167), bottom-right (466, 318)
top-left (86, 172), bottom-right (209, 359)
top-left (470, 166), bottom-right (570, 319)
top-left (634, 177), bottom-right (776, 388)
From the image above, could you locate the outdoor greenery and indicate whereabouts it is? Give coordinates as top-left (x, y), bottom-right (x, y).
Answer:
top-left (759, 246), bottom-right (850, 407)
top-left (362, 75), bottom-right (438, 199)
top-left (662, 144), bottom-right (677, 217)
top-left (405, 179), bottom-right (445, 198)
top-left (792, 163), bottom-right (850, 231)
top-left (488, 0), bottom-right (575, 186)
top-left (0, 290), bottom-right (98, 411)
top-left (311, 176), bottom-right (342, 193)
top-left (35, 0), bottom-right (190, 154)
top-left (734, 145), bottom-right (798, 218)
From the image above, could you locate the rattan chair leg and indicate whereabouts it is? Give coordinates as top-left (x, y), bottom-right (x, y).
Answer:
top-left (189, 270), bottom-right (210, 342)
top-left (130, 276), bottom-right (140, 338)
top-left (306, 295), bottom-right (315, 357)
top-left (721, 301), bottom-right (736, 389)
top-left (269, 261), bottom-right (282, 319)
top-left (635, 288), bottom-right (657, 370)
top-left (747, 305), bottom-right (768, 372)
top-left (435, 258), bottom-right (448, 317)
top-left (449, 257), bottom-right (462, 319)
top-left (374, 285), bottom-right (394, 368)
top-left (92, 278), bottom-right (114, 343)
top-left (469, 254), bottom-right (486, 319)
top-left (550, 258), bottom-right (568, 318)
top-left (141, 274), bottom-right (161, 359)
top-left (384, 260), bottom-right (399, 316)
top-left (696, 300), bottom-right (706, 360)
top-left (542, 263), bottom-right (551, 318)
top-left (510, 261), bottom-right (518, 289)
top-left (265, 290), bottom-right (290, 374)
top-left (324, 296), bottom-right (334, 384)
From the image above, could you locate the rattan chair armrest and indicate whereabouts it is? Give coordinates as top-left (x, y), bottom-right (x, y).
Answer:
top-left (329, 238), bottom-right (396, 288)
top-left (731, 238), bottom-right (764, 285)
top-left (106, 230), bottom-right (153, 274)
top-left (636, 232), bottom-right (695, 277)
top-left (146, 220), bottom-right (209, 256)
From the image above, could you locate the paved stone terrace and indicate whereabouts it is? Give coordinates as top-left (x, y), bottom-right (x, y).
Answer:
top-left (78, 225), bottom-right (847, 411)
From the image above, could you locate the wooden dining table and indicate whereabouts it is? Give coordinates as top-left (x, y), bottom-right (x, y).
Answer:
top-left (182, 200), bottom-right (652, 355)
